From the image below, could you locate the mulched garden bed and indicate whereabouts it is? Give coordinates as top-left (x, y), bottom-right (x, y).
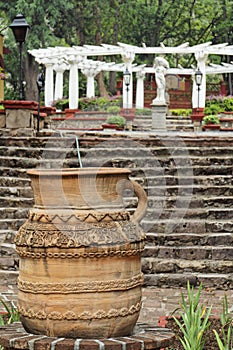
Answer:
top-left (165, 317), bottom-right (224, 350)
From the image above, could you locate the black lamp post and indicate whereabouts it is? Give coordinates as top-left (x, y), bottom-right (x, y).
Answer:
top-left (9, 14), bottom-right (30, 100)
top-left (195, 67), bottom-right (203, 110)
top-left (36, 72), bottom-right (45, 133)
top-left (123, 67), bottom-right (131, 114)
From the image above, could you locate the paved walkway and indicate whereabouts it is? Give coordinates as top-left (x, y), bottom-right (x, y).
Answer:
top-left (1, 284), bottom-right (233, 325)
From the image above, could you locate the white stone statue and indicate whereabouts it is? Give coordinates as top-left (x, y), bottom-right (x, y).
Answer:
top-left (152, 56), bottom-right (169, 105)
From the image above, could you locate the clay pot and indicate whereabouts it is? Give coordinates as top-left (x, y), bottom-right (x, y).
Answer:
top-left (14, 167), bottom-right (147, 338)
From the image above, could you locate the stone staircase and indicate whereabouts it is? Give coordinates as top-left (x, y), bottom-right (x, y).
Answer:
top-left (0, 129), bottom-right (233, 289)
top-left (133, 114), bottom-right (194, 131)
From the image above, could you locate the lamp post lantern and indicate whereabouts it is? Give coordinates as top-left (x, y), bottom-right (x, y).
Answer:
top-left (195, 67), bottom-right (203, 110)
top-left (123, 67), bottom-right (131, 114)
top-left (9, 14), bottom-right (30, 100)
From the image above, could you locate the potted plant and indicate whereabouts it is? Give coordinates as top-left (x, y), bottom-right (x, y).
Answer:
top-left (202, 115), bottom-right (220, 131)
top-left (102, 115), bottom-right (126, 130)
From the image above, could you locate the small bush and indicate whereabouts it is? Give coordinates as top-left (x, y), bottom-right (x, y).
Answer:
top-left (170, 109), bottom-right (192, 116)
top-left (105, 115), bottom-right (126, 128)
top-left (135, 108), bottom-right (152, 115)
top-left (52, 98), bottom-right (69, 111)
top-left (202, 115), bottom-right (220, 125)
top-left (106, 106), bottom-right (121, 114)
top-left (204, 104), bottom-right (222, 115)
top-left (223, 97), bottom-right (233, 112)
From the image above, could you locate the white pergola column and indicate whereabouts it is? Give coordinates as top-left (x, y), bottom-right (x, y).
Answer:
top-left (54, 64), bottom-right (67, 101)
top-left (136, 70), bottom-right (145, 109)
top-left (67, 55), bottom-right (83, 109)
top-left (121, 51), bottom-right (135, 108)
top-left (44, 62), bottom-right (54, 107)
top-left (192, 51), bottom-right (208, 109)
top-left (81, 67), bottom-right (99, 98)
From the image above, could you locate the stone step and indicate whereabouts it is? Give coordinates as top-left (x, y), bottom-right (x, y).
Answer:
top-left (0, 208), bottom-right (28, 220)
top-left (142, 257), bottom-right (233, 275)
top-left (0, 219), bottom-right (25, 231)
top-left (142, 218), bottom-right (233, 234)
top-left (0, 167), bottom-right (28, 178)
top-left (0, 186), bottom-right (32, 198)
top-left (143, 272), bottom-right (233, 289)
top-left (83, 146), bottom-right (233, 159)
top-left (0, 196), bottom-right (33, 208)
top-left (0, 176), bottom-right (31, 187)
top-left (0, 156), bottom-right (79, 169)
top-left (146, 232), bottom-right (233, 247)
top-left (143, 245), bottom-right (233, 260)
top-left (130, 172), bottom-right (233, 187)
top-left (142, 195), bottom-right (233, 210)
top-left (207, 208), bottom-right (233, 219)
top-left (0, 146), bottom-right (78, 159)
top-left (0, 270), bottom-right (18, 285)
top-left (0, 230), bottom-right (17, 244)
top-left (82, 159), bottom-right (233, 176)
top-left (146, 185), bottom-right (233, 197)
top-left (135, 174), bottom-right (233, 186)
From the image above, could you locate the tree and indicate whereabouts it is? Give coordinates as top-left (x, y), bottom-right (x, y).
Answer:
top-left (1, 0), bottom-right (233, 101)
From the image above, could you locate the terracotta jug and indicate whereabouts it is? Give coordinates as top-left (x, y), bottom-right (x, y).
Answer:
top-left (14, 167), bottom-right (147, 338)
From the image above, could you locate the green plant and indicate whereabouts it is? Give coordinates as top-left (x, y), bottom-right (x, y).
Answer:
top-left (223, 97), bottom-right (233, 112)
top-left (170, 109), bottom-right (192, 117)
top-left (213, 295), bottom-right (233, 350)
top-left (0, 299), bottom-right (19, 325)
top-left (135, 108), bottom-right (152, 115)
top-left (52, 98), bottom-right (69, 111)
top-left (106, 105), bottom-right (121, 114)
top-left (105, 115), bottom-right (126, 128)
top-left (204, 104), bottom-right (222, 115)
top-left (202, 115), bottom-right (220, 125)
top-left (173, 282), bottom-right (212, 350)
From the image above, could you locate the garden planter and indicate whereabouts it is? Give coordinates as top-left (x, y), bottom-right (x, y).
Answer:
top-left (102, 123), bottom-right (124, 130)
top-left (14, 167), bottom-right (147, 339)
top-left (202, 124), bottom-right (220, 131)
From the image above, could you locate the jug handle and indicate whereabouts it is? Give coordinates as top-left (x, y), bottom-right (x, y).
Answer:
top-left (130, 180), bottom-right (147, 223)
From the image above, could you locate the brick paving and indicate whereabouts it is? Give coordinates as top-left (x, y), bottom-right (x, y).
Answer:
top-left (1, 284), bottom-right (233, 325)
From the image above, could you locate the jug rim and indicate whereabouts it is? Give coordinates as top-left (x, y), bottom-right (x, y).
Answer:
top-left (27, 167), bottom-right (131, 176)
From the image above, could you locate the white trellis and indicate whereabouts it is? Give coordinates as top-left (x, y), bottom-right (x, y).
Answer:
top-left (29, 42), bottom-right (233, 109)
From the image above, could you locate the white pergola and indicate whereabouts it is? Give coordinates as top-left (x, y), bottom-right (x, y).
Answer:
top-left (29, 42), bottom-right (233, 110)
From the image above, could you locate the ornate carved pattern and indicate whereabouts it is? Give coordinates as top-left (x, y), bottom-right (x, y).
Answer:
top-left (16, 244), bottom-right (144, 259)
top-left (28, 210), bottom-right (130, 223)
top-left (14, 220), bottom-right (145, 248)
top-left (18, 302), bottom-right (141, 320)
top-left (17, 273), bottom-right (144, 294)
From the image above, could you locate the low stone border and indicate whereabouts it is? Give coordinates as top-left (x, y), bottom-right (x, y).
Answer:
top-left (0, 322), bottom-right (175, 350)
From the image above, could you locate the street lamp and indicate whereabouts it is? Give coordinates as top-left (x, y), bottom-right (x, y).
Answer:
top-left (36, 72), bottom-right (45, 133)
top-left (9, 14), bottom-right (30, 100)
top-left (123, 67), bottom-right (131, 114)
top-left (195, 67), bottom-right (203, 110)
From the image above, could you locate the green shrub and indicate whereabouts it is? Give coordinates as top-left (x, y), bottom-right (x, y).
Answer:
top-left (202, 115), bottom-right (220, 125)
top-left (52, 98), bottom-right (69, 111)
top-left (105, 115), bottom-right (126, 128)
top-left (79, 96), bottom-right (122, 111)
top-left (223, 97), bottom-right (233, 112)
top-left (204, 104), bottom-right (222, 115)
top-left (135, 108), bottom-right (152, 115)
top-left (170, 109), bottom-right (192, 116)
top-left (106, 106), bottom-right (121, 114)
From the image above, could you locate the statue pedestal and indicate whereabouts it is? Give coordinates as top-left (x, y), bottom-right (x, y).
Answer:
top-left (151, 103), bottom-right (167, 131)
